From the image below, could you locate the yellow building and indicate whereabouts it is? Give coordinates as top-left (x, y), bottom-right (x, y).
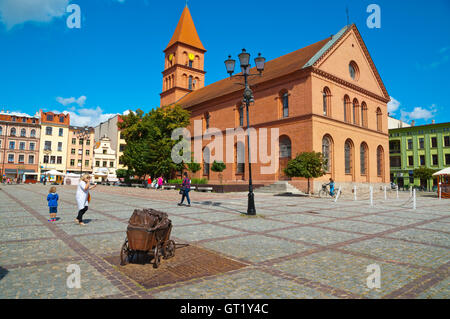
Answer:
top-left (38, 111), bottom-right (70, 179)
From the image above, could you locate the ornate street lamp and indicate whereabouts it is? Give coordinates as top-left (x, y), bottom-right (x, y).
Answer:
top-left (76, 126), bottom-right (90, 176)
top-left (224, 49), bottom-right (266, 215)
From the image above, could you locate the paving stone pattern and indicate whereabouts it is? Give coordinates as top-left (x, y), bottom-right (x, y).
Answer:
top-left (0, 184), bottom-right (448, 299)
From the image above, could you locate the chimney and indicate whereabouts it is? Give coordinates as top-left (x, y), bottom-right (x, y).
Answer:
top-left (432, 120), bottom-right (435, 124)
top-left (411, 120), bottom-right (415, 127)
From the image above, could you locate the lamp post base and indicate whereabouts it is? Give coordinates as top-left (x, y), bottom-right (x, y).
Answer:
top-left (247, 191), bottom-right (256, 215)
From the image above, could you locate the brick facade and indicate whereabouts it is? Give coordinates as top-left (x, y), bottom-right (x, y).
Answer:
top-left (162, 9), bottom-right (390, 193)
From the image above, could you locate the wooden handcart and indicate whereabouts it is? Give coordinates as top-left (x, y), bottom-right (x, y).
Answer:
top-left (120, 209), bottom-right (176, 268)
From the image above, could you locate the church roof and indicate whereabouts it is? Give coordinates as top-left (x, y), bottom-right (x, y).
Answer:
top-left (165, 6), bottom-right (205, 52)
top-left (176, 24), bottom-right (389, 108)
top-left (177, 36), bottom-right (332, 108)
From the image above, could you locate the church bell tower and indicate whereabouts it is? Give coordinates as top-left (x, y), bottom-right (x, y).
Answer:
top-left (160, 5), bottom-right (206, 106)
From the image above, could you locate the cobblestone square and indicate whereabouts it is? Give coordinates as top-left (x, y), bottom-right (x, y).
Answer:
top-left (0, 184), bottom-right (448, 299)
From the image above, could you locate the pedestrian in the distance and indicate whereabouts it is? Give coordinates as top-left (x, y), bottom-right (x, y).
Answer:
top-left (157, 176), bottom-right (163, 190)
top-left (178, 172), bottom-right (191, 207)
top-left (328, 178), bottom-right (335, 197)
top-left (75, 174), bottom-right (96, 226)
top-left (47, 186), bottom-right (59, 222)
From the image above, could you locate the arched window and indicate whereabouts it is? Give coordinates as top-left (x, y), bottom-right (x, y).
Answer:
top-left (322, 135), bottom-right (333, 173)
top-left (10, 127), bottom-right (16, 136)
top-left (183, 52), bottom-right (188, 65)
top-left (360, 143), bottom-right (368, 175)
top-left (376, 108), bottom-right (382, 131)
top-left (353, 99), bottom-right (359, 125)
top-left (323, 87), bottom-right (331, 116)
top-left (203, 147), bottom-right (210, 176)
top-left (279, 136), bottom-right (292, 159)
top-left (188, 76), bottom-right (193, 90)
top-left (205, 113), bottom-right (211, 130)
top-left (344, 95), bottom-right (351, 123)
top-left (30, 129), bottom-right (36, 138)
top-left (195, 55), bottom-right (200, 69)
top-left (236, 142), bottom-right (245, 174)
top-left (21, 128), bottom-right (26, 137)
top-left (361, 102), bottom-right (368, 128)
top-left (377, 145), bottom-right (384, 177)
top-left (194, 77), bottom-right (200, 90)
top-left (280, 91), bottom-right (289, 118)
top-left (349, 61), bottom-right (359, 81)
top-left (344, 139), bottom-right (353, 175)
top-left (182, 74), bottom-right (187, 88)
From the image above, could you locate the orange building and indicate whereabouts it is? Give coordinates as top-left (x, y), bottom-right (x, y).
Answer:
top-left (161, 7), bottom-right (390, 193)
top-left (0, 112), bottom-right (40, 182)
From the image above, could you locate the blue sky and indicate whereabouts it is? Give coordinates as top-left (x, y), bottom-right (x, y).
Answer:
top-left (0, 0), bottom-right (449, 126)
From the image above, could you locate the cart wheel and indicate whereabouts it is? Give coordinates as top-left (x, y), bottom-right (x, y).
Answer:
top-left (163, 240), bottom-right (176, 259)
top-left (153, 245), bottom-right (160, 269)
top-left (120, 239), bottom-right (129, 266)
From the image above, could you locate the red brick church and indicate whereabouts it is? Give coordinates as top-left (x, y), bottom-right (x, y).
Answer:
top-left (161, 6), bottom-right (390, 193)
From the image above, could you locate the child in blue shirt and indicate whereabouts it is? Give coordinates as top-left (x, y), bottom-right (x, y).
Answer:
top-left (47, 186), bottom-right (59, 222)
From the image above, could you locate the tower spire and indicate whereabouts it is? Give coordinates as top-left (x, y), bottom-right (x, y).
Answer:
top-left (165, 5), bottom-right (205, 52)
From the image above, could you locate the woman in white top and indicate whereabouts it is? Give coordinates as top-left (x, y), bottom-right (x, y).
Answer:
top-left (75, 174), bottom-right (96, 225)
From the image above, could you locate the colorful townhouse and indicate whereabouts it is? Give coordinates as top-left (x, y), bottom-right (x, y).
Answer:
top-left (38, 111), bottom-right (70, 178)
top-left (0, 112), bottom-right (41, 182)
top-left (66, 126), bottom-right (95, 175)
top-left (94, 114), bottom-right (126, 171)
top-left (389, 121), bottom-right (450, 190)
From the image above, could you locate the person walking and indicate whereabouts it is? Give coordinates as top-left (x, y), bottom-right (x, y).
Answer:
top-left (157, 176), bottom-right (163, 190)
top-left (75, 174), bottom-right (96, 226)
top-left (178, 172), bottom-right (191, 207)
top-left (47, 186), bottom-right (59, 222)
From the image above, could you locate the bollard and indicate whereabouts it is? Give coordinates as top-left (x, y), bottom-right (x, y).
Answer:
top-left (354, 185), bottom-right (357, 201)
top-left (384, 186), bottom-right (387, 201)
top-left (396, 186), bottom-right (399, 199)
top-left (370, 186), bottom-right (374, 207)
top-left (439, 187), bottom-right (442, 200)
top-left (413, 189), bottom-right (416, 210)
top-left (334, 186), bottom-right (341, 203)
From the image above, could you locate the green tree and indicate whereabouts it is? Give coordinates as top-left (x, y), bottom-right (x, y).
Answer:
top-left (413, 167), bottom-right (437, 190)
top-left (118, 105), bottom-right (191, 180)
top-left (284, 151), bottom-right (326, 194)
top-left (211, 160), bottom-right (226, 184)
top-left (116, 168), bottom-right (134, 185)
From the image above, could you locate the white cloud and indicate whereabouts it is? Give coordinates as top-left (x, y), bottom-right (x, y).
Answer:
top-left (0, 110), bottom-right (33, 117)
top-left (400, 105), bottom-right (438, 122)
top-left (56, 95), bottom-right (86, 107)
top-left (387, 96), bottom-right (400, 115)
top-left (0, 0), bottom-right (69, 30)
top-left (60, 106), bottom-right (118, 127)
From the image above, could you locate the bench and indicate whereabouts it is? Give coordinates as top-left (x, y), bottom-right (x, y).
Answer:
top-left (196, 186), bottom-right (213, 192)
top-left (162, 185), bottom-right (176, 190)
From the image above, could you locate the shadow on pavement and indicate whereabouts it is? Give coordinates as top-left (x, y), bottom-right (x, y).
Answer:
top-left (0, 266), bottom-right (9, 281)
